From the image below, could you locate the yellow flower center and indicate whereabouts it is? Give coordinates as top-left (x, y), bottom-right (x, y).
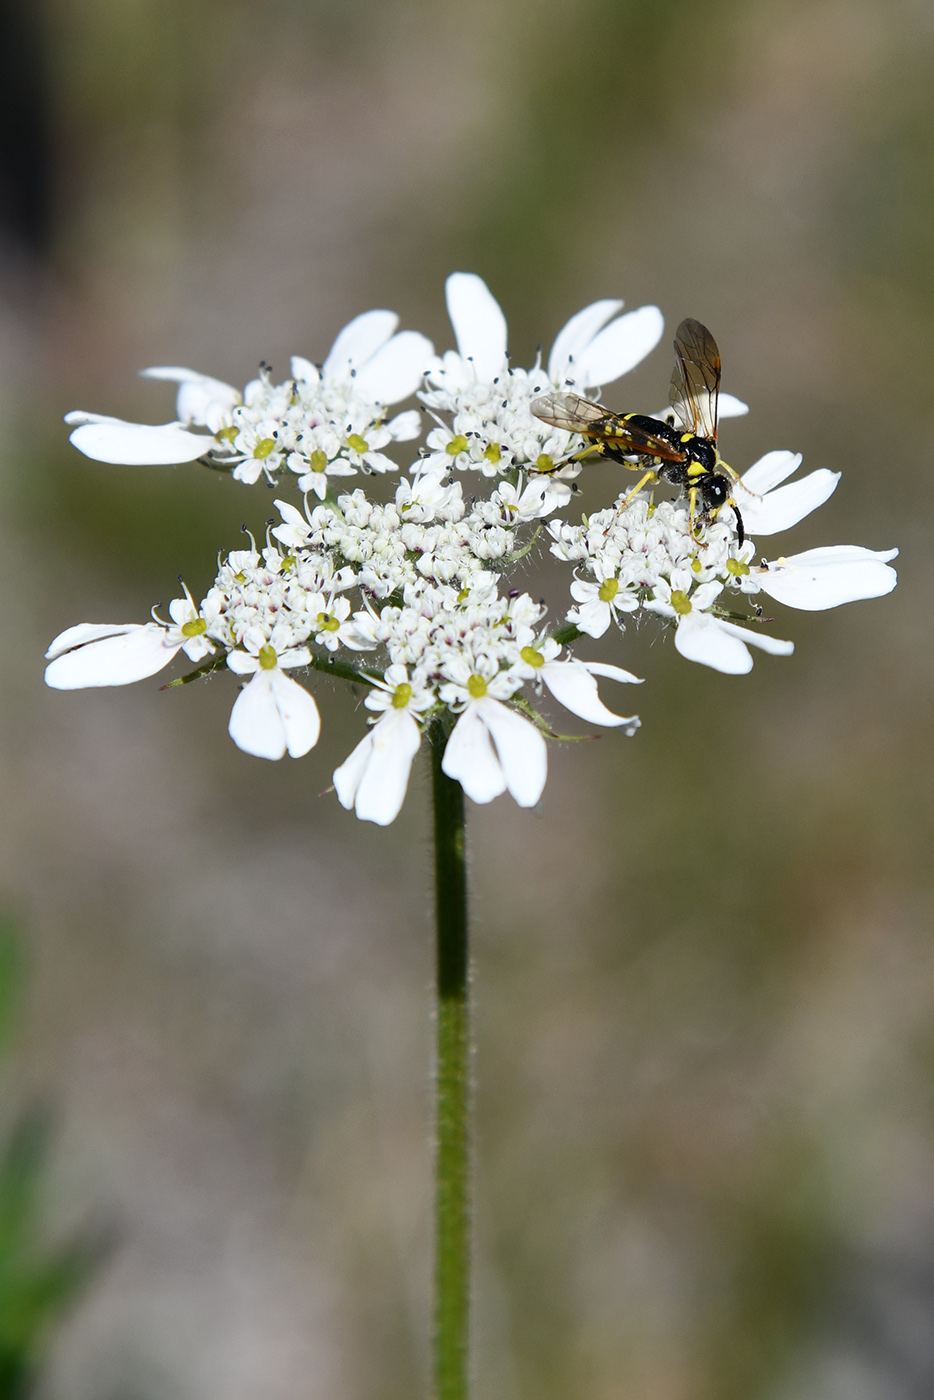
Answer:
top-left (392, 683), bottom-right (413, 709)
top-left (520, 646), bottom-right (545, 668)
top-left (598, 577), bottom-right (619, 602)
top-left (467, 674), bottom-right (488, 699)
top-left (258, 644), bottom-right (278, 670)
top-left (180, 617), bottom-right (206, 638)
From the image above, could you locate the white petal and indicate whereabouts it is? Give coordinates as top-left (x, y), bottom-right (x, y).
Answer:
top-left (270, 669), bottom-right (321, 756)
top-left (478, 698), bottom-right (548, 807)
top-left (140, 367), bottom-right (239, 425)
top-left (354, 331), bottom-right (434, 404)
top-left (547, 299), bottom-right (622, 383)
top-left (717, 392), bottom-right (749, 418)
top-left (575, 305), bottom-right (665, 388)
top-left (581, 661), bottom-right (644, 684)
top-left (386, 408), bottom-right (423, 441)
top-left (333, 729), bottom-right (374, 810)
top-left (226, 651), bottom-right (260, 675)
top-left (674, 612), bottom-right (753, 674)
top-left (541, 661), bottom-right (640, 728)
top-left (740, 450), bottom-right (803, 494)
top-left (442, 705), bottom-right (506, 804)
top-left (445, 273), bottom-right (508, 381)
top-left (323, 309), bottom-right (399, 383)
top-left (352, 708), bottom-right (422, 825)
top-left (737, 469), bottom-right (840, 536)
top-left (228, 670), bottom-right (320, 759)
top-left (45, 624), bottom-right (180, 688)
top-left (758, 546), bottom-right (898, 610)
top-left (69, 419), bottom-right (209, 465)
top-left (290, 355), bottom-right (319, 383)
top-left (46, 621), bottom-right (138, 661)
top-left (714, 618), bottom-right (794, 656)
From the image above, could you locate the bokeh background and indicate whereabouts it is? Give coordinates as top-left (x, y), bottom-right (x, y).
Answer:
top-left (0, 0), bottom-right (930, 1395)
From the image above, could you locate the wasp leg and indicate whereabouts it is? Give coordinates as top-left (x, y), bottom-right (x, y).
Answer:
top-left (688, 485), bottom-right (701, 537)
top-left (603, 468), bottom-right (658, 536)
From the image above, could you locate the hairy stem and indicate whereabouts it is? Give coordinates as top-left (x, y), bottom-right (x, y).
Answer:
top-left (430, 717), bottom-right (470, 1400)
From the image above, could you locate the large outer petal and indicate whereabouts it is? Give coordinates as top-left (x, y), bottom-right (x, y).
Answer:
top-left (540, 661), bottom-right (640, 729)
top-left (758, 546), bottom-right (898, 610)
top-left (478, 698), bottom-right (547, 807)
top-left (737, 468), bottom-right (840, 536)
top-left (574, 305), bottom-right (664, 388)
top-left (68, 418), bottom-right (210, 465)
top-left (354, 331), bottom-right (434, 404)
top-left (442, 704), bottom-right (507, 804)
top-left (334, 708), bottom-right (422, 826)
top-left (445, 274), bottom-right (508, 381)
top-left (228, 670), bottom-right (320, 759)
top-left (140, 367), bottom-right (239, 425)
top-left (740, 450), bottom-right (803, 494)
top-left (674, 612), bottom-right (754, 673)
top-left (45, 625), bottom-right (180, 688)
top-left (547, 300), bottom-right (622, 384)
top-left (323, 309), bottom-right (399, 383)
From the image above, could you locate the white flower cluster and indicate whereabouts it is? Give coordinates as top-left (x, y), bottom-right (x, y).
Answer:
top-left (46, 274), bottom-right (898, 824)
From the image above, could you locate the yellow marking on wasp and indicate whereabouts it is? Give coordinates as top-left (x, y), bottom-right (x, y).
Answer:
top-left (680, 433), bottom-right (693, 444)
top-left (687, 462), bottom-right (708, 477)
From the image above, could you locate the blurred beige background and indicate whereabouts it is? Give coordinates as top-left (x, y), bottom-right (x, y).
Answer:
top-left (0, 0), bottom-right (931, 1396)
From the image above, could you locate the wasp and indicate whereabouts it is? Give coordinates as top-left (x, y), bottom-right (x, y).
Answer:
top-left (530, 318), bottom-right (746, 543)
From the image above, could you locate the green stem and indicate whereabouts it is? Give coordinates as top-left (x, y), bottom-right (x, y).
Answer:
top-left (430, 717), bottom-right (470, 1400)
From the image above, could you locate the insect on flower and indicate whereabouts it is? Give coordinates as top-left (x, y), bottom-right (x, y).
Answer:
top-left (530, 318), bottom-right (747, 543)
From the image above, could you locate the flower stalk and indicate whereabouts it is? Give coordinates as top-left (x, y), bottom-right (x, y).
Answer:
top-left (430, 716), bottom-right (470, 1400)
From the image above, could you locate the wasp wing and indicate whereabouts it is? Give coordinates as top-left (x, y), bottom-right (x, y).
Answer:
top-left (531, 392), bottom-right (685, 461)
top-left (669, 318), bottom-right (721, 441)
top-left (530, 392), bottom-right (613, 432)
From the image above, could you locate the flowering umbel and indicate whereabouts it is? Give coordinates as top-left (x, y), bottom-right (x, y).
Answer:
top-left (46, 275), bottom-right (898, 823)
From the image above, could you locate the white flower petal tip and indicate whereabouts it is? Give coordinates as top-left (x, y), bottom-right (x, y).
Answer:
top-left (736, 452), bottom-right (839, 536)
top-left (548, 301), bottom-right (664, 388)
top-left (67, 417), bottom-right (210, 465)
top-left (674, 612), bottom-right (794, 674)
top-left (758, 546), bottom-right (899, 611)
top-left (139, 367), bottom-right (240, 424)
top-left (333, 707), bottom-right (422, 825)
top-left (576, 305), bottom-right (665, 388)
top-left (717, 392), bottom-right (749, 418)
top-left (355, 331), bottom-right (434, 404)
top-left (541, 660), bottom-right (642, 730)
top-left (45, 623), bottom-right (180, 688)
top-left (442, 699), bottom-right (546, 807)
top-left (445, 274), bottom-right (508, 381)
top-left (228, 670), bottom-right (320, 760)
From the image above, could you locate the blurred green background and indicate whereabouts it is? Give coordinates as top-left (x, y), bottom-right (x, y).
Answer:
top-left (0, 0), bottom-right (931, 1396)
